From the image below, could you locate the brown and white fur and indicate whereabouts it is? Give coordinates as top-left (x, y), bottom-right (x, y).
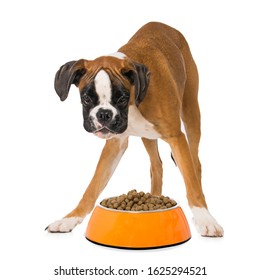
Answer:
top-left (46, 22), bottom-right (223, 237)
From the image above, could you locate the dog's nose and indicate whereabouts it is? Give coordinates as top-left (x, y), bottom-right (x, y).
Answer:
top-left (96, 109), bottom-right (113, 124)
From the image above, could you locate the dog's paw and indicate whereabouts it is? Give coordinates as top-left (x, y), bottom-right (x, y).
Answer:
top-left (45, 217), bottom-right (83, 233)
top-left (192, 207), bottom-right (224, 237)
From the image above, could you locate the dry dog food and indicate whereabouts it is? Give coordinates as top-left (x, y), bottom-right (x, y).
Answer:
top-left (100, 189), bottom-right (177, 211)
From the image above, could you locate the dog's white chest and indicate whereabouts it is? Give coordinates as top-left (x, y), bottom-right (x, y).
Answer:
top-left (125, 105), bottom-right (161, 139)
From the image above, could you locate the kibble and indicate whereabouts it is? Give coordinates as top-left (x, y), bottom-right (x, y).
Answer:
top-left (100, 189), bottom-right (177, 211)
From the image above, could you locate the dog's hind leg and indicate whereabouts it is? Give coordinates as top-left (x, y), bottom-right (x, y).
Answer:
top-left (142, 138), bottom-right (163, 196)
top-left (46, 136), bottom-right (128, 233)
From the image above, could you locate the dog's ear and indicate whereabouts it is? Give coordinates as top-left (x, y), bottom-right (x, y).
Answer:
top-left (54, 59), bottom-right (87, 101)
top-left (122, 62), bottom-right (150, 106)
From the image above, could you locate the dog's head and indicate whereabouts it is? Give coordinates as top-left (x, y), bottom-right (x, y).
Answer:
top-left (54, 55), bottom-right (150, 139)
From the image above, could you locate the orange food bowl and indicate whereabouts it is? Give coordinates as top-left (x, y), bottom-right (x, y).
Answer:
top-left (85, 202), bottom-right (191, 249)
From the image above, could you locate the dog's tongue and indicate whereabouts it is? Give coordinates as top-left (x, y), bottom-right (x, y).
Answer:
top-left (94, 127), bottom-right (112, 139)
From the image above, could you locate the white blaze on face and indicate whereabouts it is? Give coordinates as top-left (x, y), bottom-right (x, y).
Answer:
top-left (94, 70), bottom-right (112, 103)
top-left (90, 70), bottom-right (118, 127)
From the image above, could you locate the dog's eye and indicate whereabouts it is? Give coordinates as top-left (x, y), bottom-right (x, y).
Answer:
top-left (81, 95), bottom-right (92, 106)
top-left (117, 95), bottom-right (129, 107)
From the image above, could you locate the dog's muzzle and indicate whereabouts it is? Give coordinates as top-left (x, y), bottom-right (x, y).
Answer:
top-left (94, 109), bottom-right (115, 139)
top-left (96, 109), bottom-right (113, 125)
top-left (83, 108), bottom-right (128, 139)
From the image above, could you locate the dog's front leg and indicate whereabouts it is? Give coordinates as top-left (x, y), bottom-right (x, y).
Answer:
top-left (164, 133), bottom-right (223, 237)
top-left (46, 136), bottom-right (128, 233)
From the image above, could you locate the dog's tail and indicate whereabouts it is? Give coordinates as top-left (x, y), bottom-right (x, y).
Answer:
top-left (171, 153), bottom-right (177, 166)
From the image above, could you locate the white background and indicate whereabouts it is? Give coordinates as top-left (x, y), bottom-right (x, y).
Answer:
top-left (1, 0), bottom-right (260, 279)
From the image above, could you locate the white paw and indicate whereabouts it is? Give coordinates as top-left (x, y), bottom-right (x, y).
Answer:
top-left (192, 207), bottom-right (224, 237)
top-left (46, 217), bottom-right (83, 233)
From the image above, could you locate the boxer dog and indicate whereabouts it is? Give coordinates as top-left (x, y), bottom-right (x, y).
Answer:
top-left (46, 22), bottom-right (223, 237)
